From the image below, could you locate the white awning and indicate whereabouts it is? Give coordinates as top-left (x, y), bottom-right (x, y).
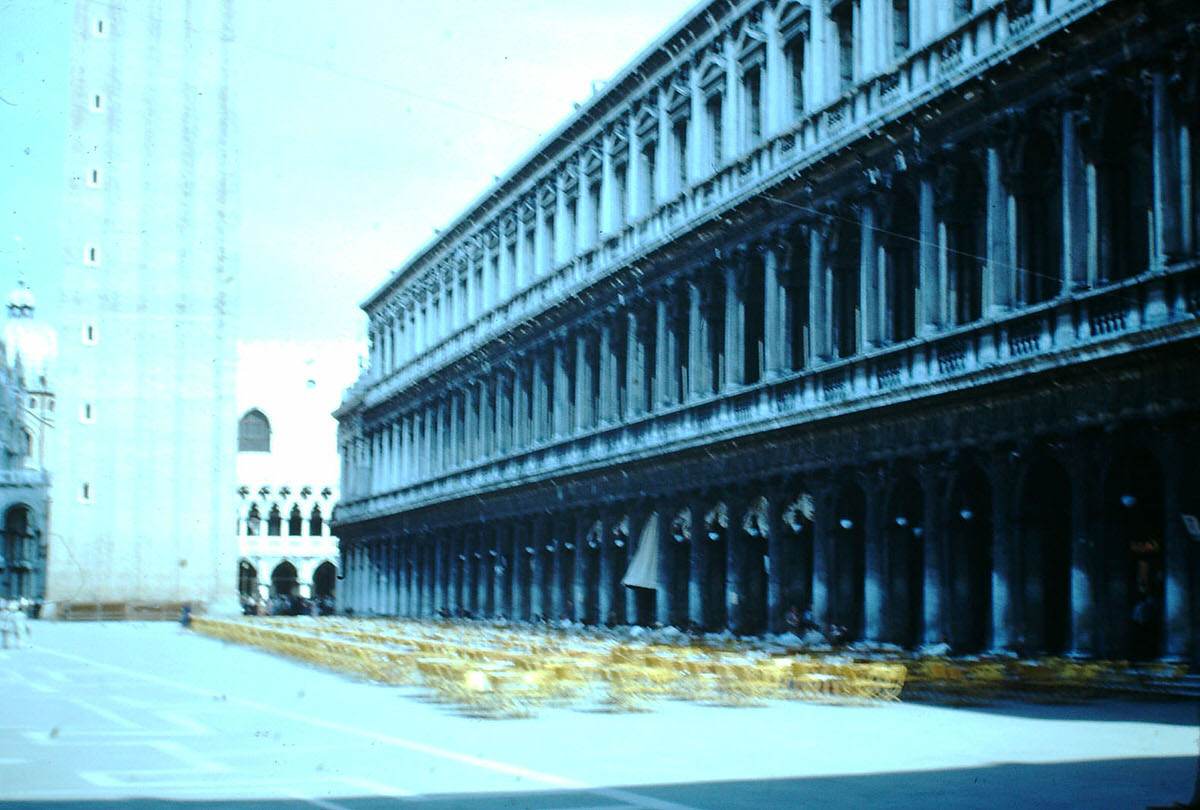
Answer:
top-left (621, 511), bottom-right (659, 590)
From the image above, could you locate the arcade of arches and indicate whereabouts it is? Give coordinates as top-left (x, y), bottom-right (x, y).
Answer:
top-left (340, 348), bottom-right (1200, 662)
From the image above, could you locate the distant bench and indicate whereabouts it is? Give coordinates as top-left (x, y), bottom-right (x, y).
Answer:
top-left (56, 601), bottom-right (190, 621)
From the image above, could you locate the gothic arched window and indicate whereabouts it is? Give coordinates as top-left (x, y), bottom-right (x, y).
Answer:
top-left (238, 409), bottom-right (271, 452)
top-left (288, 504), bottom-right (303, 536)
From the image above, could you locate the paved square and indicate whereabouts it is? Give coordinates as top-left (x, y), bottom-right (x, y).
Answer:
top-left (0, 621), bottom-right (1194, 808)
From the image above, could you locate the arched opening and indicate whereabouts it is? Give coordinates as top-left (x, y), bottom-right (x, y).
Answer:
top-left (313, 561), bottom-right (336, 607)
top-left (1018, 455), bottom-right (1072, 655)
top-left (237, 559), bottom-right (257, 597)
top-left (237, 409), bottom-right (271, 452)
top-left (885, 475), bottom-right (924, 648)
top-left (884, 186), bottom-right (918, 343)
top-left (1098, 88), bottom-right (1152, 283)
top-left (1, 505), bottom-right (32, 599)
top-left (831, 483), bottom-right (866, 641)
top-left (288, 504), bottom-right (303, 536)
top-left (738, 496), bottom-right (770, 635)
top-left (309, 504), bottom-right (323, 536)
top-left (780, 489), bottom-right (815, 631)
top-left (947, 161), bottom-right (986, 325)
top-left (608, 517), bottom-right (630, 625)
top-left (267, 504), bottom-right (282, 536)
top-left (271, 560), bottom-right (298, 598)
top-left (1103, 446), bottom-right (1165, 660)
top-left (1015, 129), bottom-right (1062, 306)
top-left (703, 502), bottom-right (729, 631)
top-left (947, 465), bottom-right (993, 653)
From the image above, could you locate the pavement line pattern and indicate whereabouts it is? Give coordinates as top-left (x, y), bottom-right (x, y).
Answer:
top-left (5, 668), bottom-right (56, 694)
top-left (156, 710), bottom-right (214, 735)
top-left (67, 697), bottom-right (142, 729)
top-left (279, 789), bottom-right (356, 810)
top-left (147, 739), bottom-right (231, 773)
top-left (36, 645), bottom-right (585, 789)
top-left (337, 776), bottom-right (417, 797)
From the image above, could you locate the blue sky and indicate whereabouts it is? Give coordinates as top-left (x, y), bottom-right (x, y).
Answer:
top-left (0, 0), bottom-right (697, 345)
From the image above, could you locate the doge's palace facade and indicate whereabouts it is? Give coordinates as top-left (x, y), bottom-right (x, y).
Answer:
top-left (336, 0), bottom-right (1200, 661)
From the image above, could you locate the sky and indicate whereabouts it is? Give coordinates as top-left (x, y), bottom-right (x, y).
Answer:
top-left (0, 0), bottom-right (699, 350)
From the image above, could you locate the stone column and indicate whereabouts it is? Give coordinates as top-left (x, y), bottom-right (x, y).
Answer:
top-left (687, 496), bottom-right (706, 629)
top-left (985, 144), bottom-right (1012, 316)
top-left (811, 486), bottom-right (832, 626)
top-left (597, 515), bottom-right (613, 625)
top-left (921, 465), bottom-right (946, 645)
top-left (553, 338), bottom-right (569, 437)
top-left (654, 295), bottom-right (671, 407)
top-left (687, 279), bottom-right (707, 398)
top-left (762, 240), bottom-right (788, 378)
top-left (625, 311), bottom-right (644, 415)
top-left (723, 261), bottom-right (745, 389)
top-left (809, 225), bottom-right (830, 362)
top-left (1061, 109), bottom-right (1089, 293)
top-left (1161, 438), bottom-right (1190, 658)
top-left (574, 330), bottom-right (591, 431)
top-left (531, 350), bottom-right (547, 443)
top-left (990, 456), bottom-right (1017, 652)
top-left (859, 202), bottom-right (882, 348)
top-left (766, 493), bottom-right (785, 633)
top-left (863, 474), bottom-right (886, 642)
top-left (550, 526), bottom-right (564, 620)
top-left (918, 175), bottom-right (940, 335)
top-left (597, 320), bottom-right (614, 424)
top-left (725, 494), bottom-right (745, 634)
top-left (572, 514), bottom-right (588, 623)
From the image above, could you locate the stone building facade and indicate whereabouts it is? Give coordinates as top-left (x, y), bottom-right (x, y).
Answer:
top-left (335, 0), bottom-right (1200, 661)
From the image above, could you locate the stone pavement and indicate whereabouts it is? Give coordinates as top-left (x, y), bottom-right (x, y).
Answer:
top-left (0, 621), bottom-right (1195, 808)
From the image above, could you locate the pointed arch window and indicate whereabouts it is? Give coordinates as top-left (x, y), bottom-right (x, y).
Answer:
top-left (246, 503), bottom-right (261, 536)
top-left (238, 409), bottom-right (271, 452)
top-left (267, 504), bottom-right (282, 536)
top-left (309, 504), bottom-right (323, 536)
top-left (287, 504), bottom-right (303, 536)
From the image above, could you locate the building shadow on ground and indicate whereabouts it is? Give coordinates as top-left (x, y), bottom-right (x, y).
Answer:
top-left (3, 755), bottom-right (1194, 809)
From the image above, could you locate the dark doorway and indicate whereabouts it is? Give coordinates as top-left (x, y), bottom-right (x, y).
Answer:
top-left (1018, 456), bottom-right (1072, 655)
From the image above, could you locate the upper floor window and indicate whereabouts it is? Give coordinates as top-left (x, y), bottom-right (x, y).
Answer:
top-left (237, 409), bottom-right (271, 452)
top-left (94, 18), bottom-right (107, 37)
top-left (288, 504), bottom-right (303, 536)
top-left (893, 0), bottom-right (910, 58)
top-left (704, 93), bottom-right (723, 171)
top-left (90, 93), bottom-right (104, 112)
top-left (672, 116), bottom-right (689, 191)
top-left (743, 66), bottom-right (763, 146)
top-left (831, 2), bottom-right (855, 93)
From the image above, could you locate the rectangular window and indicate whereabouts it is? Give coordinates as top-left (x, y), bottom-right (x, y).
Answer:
top-left (639, 140), bottom-right (657, 213)
top-left (84, 244), bottom-right (100, 265)
top-left (520, 227), bottom-right (534, 281)
top-left (541, 212), bottom-right (555, 273)
top-left (705, 94), bottom-right (723, 170)
top-left (586, 179), bottom-right (601, 248)
top-left (504, 242), bottom-right (516, 294)
top-left (611, 160), bottom-right (628, 230)
top-left (90, 93), bottom-right (104, 112)
top-left (81, 402), bottom-right (95, 423)
top-left (82, 323), bottom-right (98, 344)
top-left (673, 117), bottom-right (689, 190)
top-left (88, 168), bottom-right (103, 188)
top-left (786, 38), bottom-right (806, 118)
top-left (564, 198), bottom-right (577, 256)
top-left (832, 3), bottom-right (854, 92)
top-left (80, 482), bottom-right (93, 503)
top-left (744, 67), bottom-right (762, 145)
top-left (893, 0), bottom-right (910, 58)
top-left (94, 18), bottom-right (106, 36)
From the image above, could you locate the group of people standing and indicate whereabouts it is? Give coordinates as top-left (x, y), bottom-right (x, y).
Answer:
top-left (0, 599), bottom-right (32, 649)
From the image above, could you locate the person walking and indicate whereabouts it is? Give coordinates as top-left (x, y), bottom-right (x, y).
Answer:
top-left (11, 598), bottom-right (30, 647)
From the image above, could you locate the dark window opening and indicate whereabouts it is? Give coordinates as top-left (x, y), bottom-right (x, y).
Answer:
top-left (238, 409), bottom-right (271, 452)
